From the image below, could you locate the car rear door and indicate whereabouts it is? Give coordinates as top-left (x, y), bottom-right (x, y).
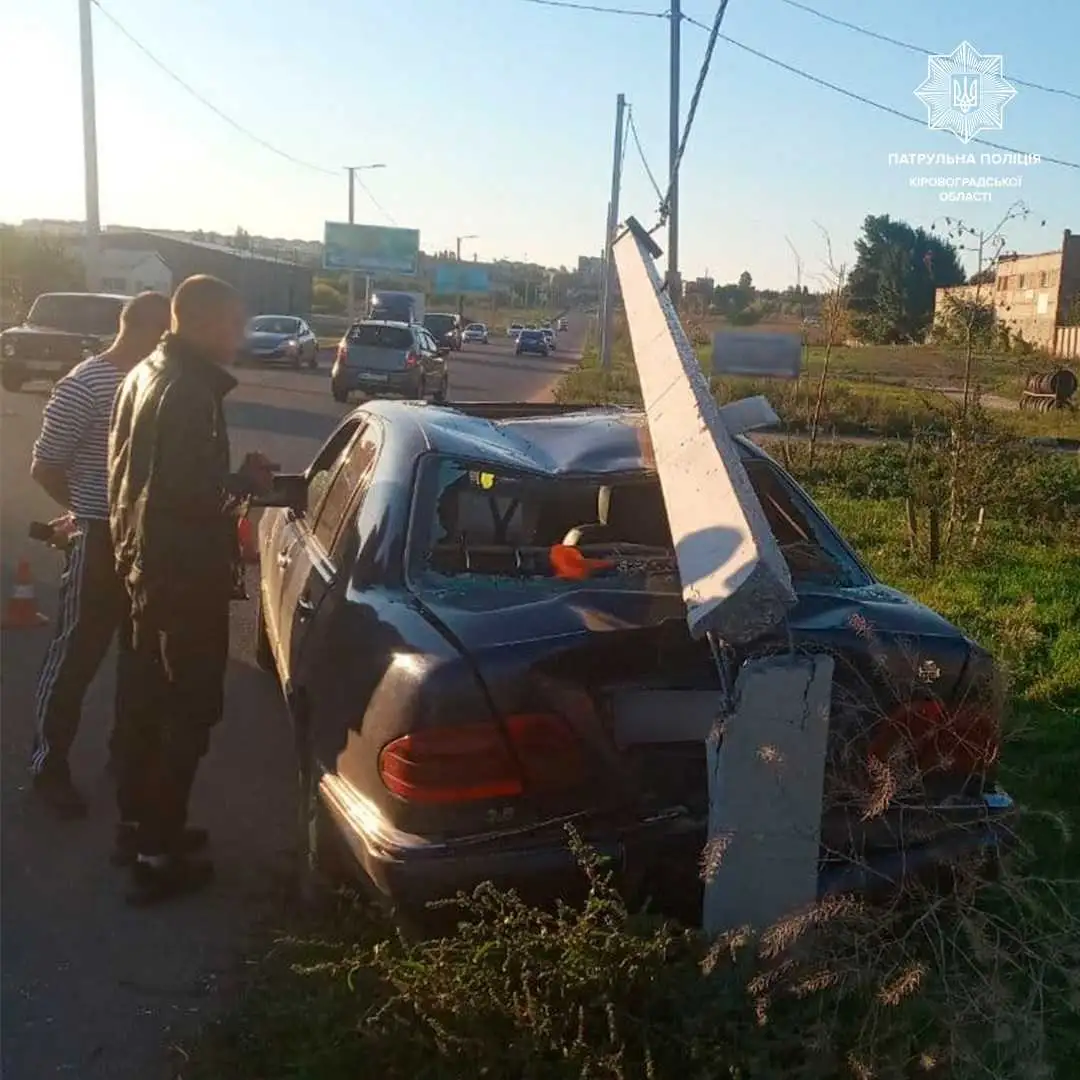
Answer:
top-left (418, 328), bottom-right (444, 385)
top-left (266, 416), bottom-right (364, 684)
top-left (278, 420), bottom-right (383, 688)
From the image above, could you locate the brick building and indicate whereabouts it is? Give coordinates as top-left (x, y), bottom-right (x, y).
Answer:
top-left (934, 228), bottom-right (1080, 357)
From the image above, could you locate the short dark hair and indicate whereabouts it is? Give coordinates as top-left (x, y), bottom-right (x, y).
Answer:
top-left (171, 275), bottom-right (240, 328)
top-left (120, 291), bottom-right (170, 332)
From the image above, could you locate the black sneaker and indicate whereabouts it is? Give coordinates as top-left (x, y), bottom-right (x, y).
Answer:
top-left (126, 854), bottom-right (215, 907)
top-left (31, 770), bottom-right (88, 820)
top-left (111, 824), bottom-right (210, 867)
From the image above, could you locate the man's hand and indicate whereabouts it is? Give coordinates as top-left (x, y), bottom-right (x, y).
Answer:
top-left (237, 452), bottom-right (279, 497)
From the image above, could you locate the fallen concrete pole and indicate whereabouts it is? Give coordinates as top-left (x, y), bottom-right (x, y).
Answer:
top-left (703, 654), bottom-right (835, 935)
top-left (612, 224), bottom-right (796, 644)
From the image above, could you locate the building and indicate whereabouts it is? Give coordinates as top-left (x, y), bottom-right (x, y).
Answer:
top-left (100, 230), bottom-right (313, 314)
top-left (934, 229), bottom-right (1080, 357)
top-left (97, 249), bottom-right (173, 296)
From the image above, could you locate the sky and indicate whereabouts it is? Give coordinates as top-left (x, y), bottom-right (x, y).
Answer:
top-left (1, 0), bottom-right (1077, 287)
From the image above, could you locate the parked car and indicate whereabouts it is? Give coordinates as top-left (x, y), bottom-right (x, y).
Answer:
top-left (541, 328), bottom-right (557, 353)
top-left (515, 328), bottom-right (550, 357)
top-left (330, 320), bottom-right (448, 404)
top-left (0, 291), bottom-right (129, 392)
top-left (508, 323), bottom-right (523, 340)
top-left (239, 315), bottom-right (318, 369)
top-left (462, 322), bottom-right (489, 345)
top-left (253, 401), bottom-right (1014, 925)
top-left (424, 312), bottom-right (463, 352)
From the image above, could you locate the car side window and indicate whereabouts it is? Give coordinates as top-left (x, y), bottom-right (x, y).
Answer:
top-left (306, 418), bottom-right (363, 521)
top-left (420, 329), bottom-right (435, 354)
top-left (311, 424), bottom-right (382, 555)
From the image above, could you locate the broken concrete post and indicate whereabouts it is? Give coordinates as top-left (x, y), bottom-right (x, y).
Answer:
top-left (702, 653), bottom-right (834, 936)
top-left (612, 225), bottom-right (796, 644)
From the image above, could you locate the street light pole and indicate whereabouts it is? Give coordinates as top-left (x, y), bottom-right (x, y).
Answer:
top-left (78, 0), bottom-right (101, 291)
top-left (344, 163), bottom-right (386, 320)
top-left (456, 234), bottom-right (478, 319)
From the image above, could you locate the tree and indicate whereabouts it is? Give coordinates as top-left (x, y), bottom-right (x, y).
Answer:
top-left (847, 214), bottom-right (965, 344)
top-left (0, 227), bottom-right (84, 321)
top-left (737, 270), bottom-right (753, 292)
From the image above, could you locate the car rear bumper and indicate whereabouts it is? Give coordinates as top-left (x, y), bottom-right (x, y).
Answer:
top-left (331, 368), bottom-right (424, 398)
top-left (321, 775), bottom-right (1017, 921)
top-left (516, 347), bottom-right (549, 356)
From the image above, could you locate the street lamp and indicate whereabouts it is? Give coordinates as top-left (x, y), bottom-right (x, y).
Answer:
top-left (343, 164), bottom-right (387, 319)
top-left (456, 235), bottom-right (479, 317)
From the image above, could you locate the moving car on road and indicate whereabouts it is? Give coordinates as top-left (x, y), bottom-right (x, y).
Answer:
top-left (254, 401), bottom-right (1013, 926)
top-left (424, 312), bottom-right (463, 352)
top-left (508, 323), bottom-right (523, 340)
top-left (541, 328), bottom-right (557, 353)
top-left (330, 320), bottom-right (449, 404)
top-left (462, 322), bottom-right (489, 345)
top-left (515, 328), bottom-right (550, 357)
top-left (239, 315), bottom-right (318, 369)
top-left (0, 292), bottom-right (128, 392)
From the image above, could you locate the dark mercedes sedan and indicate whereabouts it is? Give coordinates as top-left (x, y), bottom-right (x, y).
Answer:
top-left (254, 401), bottom-right (1014, 925)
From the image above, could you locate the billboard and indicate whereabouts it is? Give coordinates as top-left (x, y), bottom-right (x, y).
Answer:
top-left (323, 222), bottom-right (420, 275)
top-left (432, 263), bottom-right (490, 294)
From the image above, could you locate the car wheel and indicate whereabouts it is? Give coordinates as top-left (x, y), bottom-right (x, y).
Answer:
top-left (1, 366), bottom-right (26, 393)
top-left (433, 375), bottom-right (448, 404)
top-left (254, 586), bottom-right (276, 674)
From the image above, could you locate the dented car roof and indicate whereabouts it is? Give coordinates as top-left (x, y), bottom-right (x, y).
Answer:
top-left (357, 401), bottom-right (768, 476)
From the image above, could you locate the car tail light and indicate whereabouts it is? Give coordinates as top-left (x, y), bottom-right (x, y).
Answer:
top-left (405, 350), bottom-right (419, 367)
top-left (378, 713), bottom-right (583, 805)
top-left (869, 699), bottom-right (1000, 777)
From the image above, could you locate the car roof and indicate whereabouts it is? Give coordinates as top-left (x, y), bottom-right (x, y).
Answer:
top-left (356, 401), bottom-right (769, 476)
top-left (251, 313), bottom-right (299, 320)
top-left (353, 319), bottom-right (413, 329)
top-left (34, 292), bottom-right (132, 302)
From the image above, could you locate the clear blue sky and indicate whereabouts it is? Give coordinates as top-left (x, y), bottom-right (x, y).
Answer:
top-left (2, 0), bottom-right (1077, 286)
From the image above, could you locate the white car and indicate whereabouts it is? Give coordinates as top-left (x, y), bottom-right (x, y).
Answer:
top-left (541, 328), bottom-right (557, 353)
top-left (462, 322), bottom-right (489, 345)
top-left (508, 323), bottom-right (523, 341)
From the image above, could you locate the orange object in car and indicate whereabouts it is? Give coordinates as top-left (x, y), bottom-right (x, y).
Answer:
top-left (549, 544), bottom-right (614, 580)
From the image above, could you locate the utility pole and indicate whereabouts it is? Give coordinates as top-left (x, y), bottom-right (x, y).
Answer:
top-left (600, 93), bottom-right (626, 370)
top-left (456, 234), bottom-right (478, 319)
top-left (79, 0), bottom-right (101, 292)
top-left (667, 0), bottom-right (681, 304)
top-left (344, 163), bottom-right (386, 320)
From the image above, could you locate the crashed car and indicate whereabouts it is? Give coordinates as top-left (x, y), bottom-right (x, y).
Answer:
top-left (255, 401), bottom-right (1014, 924)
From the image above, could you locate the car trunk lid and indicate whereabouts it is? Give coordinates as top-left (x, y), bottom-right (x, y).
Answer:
top-left (343, 324), bottom-right (414, 371)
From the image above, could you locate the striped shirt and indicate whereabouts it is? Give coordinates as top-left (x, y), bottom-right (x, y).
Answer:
top-left (32, 355), bottom-right (123, 520)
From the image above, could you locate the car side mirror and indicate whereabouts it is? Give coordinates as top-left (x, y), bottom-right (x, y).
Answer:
top-left (250, 472), bottom-right (307, 511)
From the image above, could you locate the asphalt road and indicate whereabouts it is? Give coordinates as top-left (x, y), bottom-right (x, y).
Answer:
top-left (0, 325), bottom-right (582, 1080)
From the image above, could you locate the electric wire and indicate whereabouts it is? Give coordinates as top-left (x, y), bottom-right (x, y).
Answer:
top-left (512, 0), bottom-right (664, 16)
top-left (627, 108), bottom-right (665, 204)
top-left (776, 0), bottom-right (1080, 103)
top-left (682, 14), bottom-right (1080, 170)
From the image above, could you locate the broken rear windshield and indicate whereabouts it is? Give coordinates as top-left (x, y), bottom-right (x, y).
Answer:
top-left (407, 454), bottom-right (867, 605)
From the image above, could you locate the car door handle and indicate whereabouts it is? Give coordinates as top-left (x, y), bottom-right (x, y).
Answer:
top-left (296, 594), bottom-right (316, 619)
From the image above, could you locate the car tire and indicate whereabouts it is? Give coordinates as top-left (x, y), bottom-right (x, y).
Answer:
top-left (1, 366), bottom-right (26, 393)
top-left (254, 586), bottom-right (276, 675)
top-left (432, 376), bottom-right (448, 404)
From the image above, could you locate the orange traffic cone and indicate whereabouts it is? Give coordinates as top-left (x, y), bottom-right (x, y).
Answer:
top-left (237, 516), bottom-right (259, 565)
top-left (3, 558), bottom-right (49, 628)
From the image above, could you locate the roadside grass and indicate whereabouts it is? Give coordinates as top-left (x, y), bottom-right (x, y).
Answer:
top-left (186, 427), bottom-right (1080, 1079)
top-left (559, 334), bottom-right (1080, 441)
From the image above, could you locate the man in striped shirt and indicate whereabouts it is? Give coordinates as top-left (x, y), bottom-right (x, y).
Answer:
top-left (29, 291), bottom-right (171, 819)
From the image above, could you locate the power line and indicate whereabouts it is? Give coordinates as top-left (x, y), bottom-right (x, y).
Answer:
top-left (660, 0), bottom-right (733, 222)
top-left (627, 108), bottom-right (665, 203)
top-left (683, 15), bottom-right (1080, 170)
top-left (776, 0), bottom-right (1080, 103)
top-left (511, 0), bottom-right (664, 17)
top-left (352, 173), bottom-right (397, 226)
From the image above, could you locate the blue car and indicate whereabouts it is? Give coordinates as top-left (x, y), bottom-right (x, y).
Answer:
top-left (515, 328), bottom-right (550, 357)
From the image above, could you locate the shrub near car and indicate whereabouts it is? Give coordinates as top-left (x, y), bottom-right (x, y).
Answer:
top-left (239, 315), bottom-right (318, 369)
top-left (0, 292), bottom-right (128, 392)
top-left (515, 328), bottom-right (550, 357)
top-left (331, 320), bottom-right (449, 404)
top-left (254, 401), bottom-right (1014, 925)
